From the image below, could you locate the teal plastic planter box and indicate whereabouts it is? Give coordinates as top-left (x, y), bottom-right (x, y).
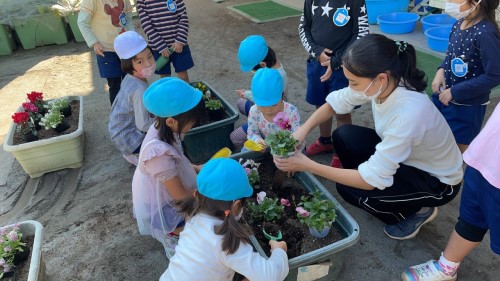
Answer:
top-left (0, 24), bottom-right (16, 55)
top-left (230, 151), bottom-right (360, 281)
top-left (182, 81), bottom-right (239, 164)
top-left (13, 12), bottom-right (69, 49)
top-left (66, 12), bottom-right (85, 43)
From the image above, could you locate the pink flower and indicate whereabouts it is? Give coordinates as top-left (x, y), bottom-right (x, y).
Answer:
top-left (296, 207), bottom-right (310, 217)
top-left (280, 198), bottom-right (290, 206)
top-left (245, 167), bottom-right (252, 175)
top-left (273, 112), bottom-right (292, 130)
top-left (8, 230), bottom-right (18, 241)
top-left (3, 264), bottom-right (10, 273)
top-left (0, 258), bottom-right (5, 267)
top-left (4, 246), bottom-right (11, 252)
top-left (256, 191), bottom-right (267, 204)
top-left (22, 102), bottom-right (38, 113)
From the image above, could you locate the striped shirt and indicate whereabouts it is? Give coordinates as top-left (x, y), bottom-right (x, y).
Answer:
top-left (137, 0), bottom-right (189, 53)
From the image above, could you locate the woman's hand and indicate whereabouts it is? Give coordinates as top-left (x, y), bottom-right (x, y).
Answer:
top-left (432, 68), bottom-right (445, 94)
top-left (93, 42), bottom-right (104, 57)
top-left (273, 150), bottom-right (311, 172)
top-left (171, 42), bottom-right (184, 53)
top-left (292, 126), bottom-right (307, 144)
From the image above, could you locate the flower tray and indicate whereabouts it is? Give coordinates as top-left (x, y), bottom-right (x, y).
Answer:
top-left (3, 96), bottom-right (84, 178)
top-left (231, 151), bottom-right (360, 281)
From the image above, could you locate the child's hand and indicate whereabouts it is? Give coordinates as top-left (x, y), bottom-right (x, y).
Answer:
top-left (269, 240), bottom-right (288, 253)
top-left (432, 68), bottom-right (446, 94)
top-left (320, 60), bottom-right (332, 82)
top-left (161, 48), bottom-right (171, 57)
top-left (93, 42), bottom-right (104, 57)
top-left (439, 88), bottom-right (453, 106)
top-left (257, 139), bottom-right (267, 146)
top-left (236, 89), bottom-right (246, 98)
top-left (319, 48), bottom-right (332, 64)
top-left (192, 164), bottom-right (203, 173)
top-left (171, 42), bottom-right (184, 53)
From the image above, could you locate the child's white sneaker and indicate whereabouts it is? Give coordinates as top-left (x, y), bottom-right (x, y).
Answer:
top-left (123, 154), bottom-right (139, 166)
top-left (402, 260), bottom-right (457, 281)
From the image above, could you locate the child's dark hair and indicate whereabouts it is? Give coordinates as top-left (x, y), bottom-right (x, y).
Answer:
top-left (120, 46), bottom-right (153, 75)
top-left (252, 46), bottom-right (278, 72)
top-left (342, 34), bottom-right (427, 93)
top-left (155, 99), bottom-right (205, 144)
top-left (468, 0), bottom-right (499, 33)
top-left (175, 193), bottom-right (252, 255)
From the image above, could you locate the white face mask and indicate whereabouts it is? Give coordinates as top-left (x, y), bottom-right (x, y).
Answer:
top-left (349, 79), bottom-right (383, 101)
top-left (445, 0), bottom-right (481, 20)
top-left (140, 63), bottom-right (156, 79)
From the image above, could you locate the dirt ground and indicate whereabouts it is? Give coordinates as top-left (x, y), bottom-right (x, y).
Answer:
top-left (0, 0), bottom-right (499, 280)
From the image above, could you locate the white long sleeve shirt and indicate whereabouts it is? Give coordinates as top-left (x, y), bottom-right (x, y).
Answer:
top-left (326, 86), bottom-right (463, 190)
top-left (160, 214), bottom-right (289, 281)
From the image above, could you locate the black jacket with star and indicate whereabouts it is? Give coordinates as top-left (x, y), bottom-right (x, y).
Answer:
top-left (299, 0), bottom-right (368, 70)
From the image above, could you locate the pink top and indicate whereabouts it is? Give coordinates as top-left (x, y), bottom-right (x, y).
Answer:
top-left (463, 104), bottom-right (500, 189)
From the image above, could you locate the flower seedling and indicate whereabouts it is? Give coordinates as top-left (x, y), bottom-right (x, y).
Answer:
top-left (0, 224), bottom-right (27, 278)
top-left (11, 112), bottom-right (36, 136)
top-left (239, 159), bottom-right (260, 187)
top-left (205, 99), bottom-right (223, 111)
top-left (296, 190), bottom-right (337, 232)
top-left (39, 110), bottom-right (64, 130)
top-left (247, 192), bottom-right (284, 223)
top-left (265, 130), bottom-right (297, 158)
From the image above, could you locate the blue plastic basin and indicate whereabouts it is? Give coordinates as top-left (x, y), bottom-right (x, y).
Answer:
top-left (377, 12), bottom-right (420, 34)
top-left (421, 14), bottom-right (456, 32)
top-left (425, 26), bottom-right (452, 53)
top-left (366, 0), bottom-right (410, 24)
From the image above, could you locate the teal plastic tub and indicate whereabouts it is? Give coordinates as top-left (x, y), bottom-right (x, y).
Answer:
top-left (230, 151), bottom-right (360, 281)
top-left (366, 0), bottom-right (410, 24)
top-left (0, 24), bottom-right (16, 55)
top-left (182, 81), bottom-right (239, 164)
top-left (13, 12), bottom-right (69, 49)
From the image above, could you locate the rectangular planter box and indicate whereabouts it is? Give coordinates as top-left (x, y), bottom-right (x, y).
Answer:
top-left (13, 13), bottom-right (69, 49)
top-left (1, 220), bottom-right (46, 281)
top-left (182, 81), bottom-right (239, 164)
top-left (3, 96), bottom-right (84, 178)
top-left (231, 151), bottom-right (360, 281)
top-left (0, 24), bottom-right (16, 55)
top-left (65, 12), bottom-right (85, 43)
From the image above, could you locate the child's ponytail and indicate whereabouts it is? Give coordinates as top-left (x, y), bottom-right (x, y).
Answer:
top-left (214, 200), bottom-right (252, 255)
top-left (343, 34), bottom-right (427, 93)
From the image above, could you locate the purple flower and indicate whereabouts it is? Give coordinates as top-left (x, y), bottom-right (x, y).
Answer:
top-left (244, 167), bottom-right (252, 175)
top-left (0, 238), bottom-right (4, 244)
top-left (280, 198), bottom-right (290, 207)
top-left (296, 207), bottom-right (310, 217)
top-left (3, 264), bottom-right (10, 273)
top-left (273, 112), bottom-right (292, 130)
top-left (8, 230), bottom-right (18, 241)
top-left (4, 246), bottom-right (11, 252)
top-left (256, 191), bottom-right (267, 204)
top-left (0, 258), bottom-right (5, 267)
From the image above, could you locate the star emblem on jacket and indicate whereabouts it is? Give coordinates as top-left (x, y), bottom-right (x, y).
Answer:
top-left (320, 1), bottom-right (333, 17)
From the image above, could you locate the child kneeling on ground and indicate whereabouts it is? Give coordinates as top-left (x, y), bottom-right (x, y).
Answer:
top-left (160, 158), bottom-right (289, 281)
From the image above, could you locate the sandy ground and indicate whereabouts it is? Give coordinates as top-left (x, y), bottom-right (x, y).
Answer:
top-left (0, 0), bottom-right (499, 280)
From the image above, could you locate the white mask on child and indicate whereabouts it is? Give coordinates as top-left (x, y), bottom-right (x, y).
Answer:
top-left (348, 79), bottom-right (383, 101)
top-left (140, 63), bottom-right (156, 79)
top-left (445, 0), bottom-right (481, 20)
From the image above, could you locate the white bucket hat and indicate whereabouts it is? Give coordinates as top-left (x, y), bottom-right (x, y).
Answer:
top-left (114, 31), bottom-right (148, 59)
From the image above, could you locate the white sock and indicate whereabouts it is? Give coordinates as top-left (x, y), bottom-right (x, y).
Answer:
top-left (438, 253), bottom-right (460, 276)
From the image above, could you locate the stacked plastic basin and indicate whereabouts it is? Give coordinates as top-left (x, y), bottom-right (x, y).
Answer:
top-left (377, 12), bottom-right (420, 34)
top-left (366, 0), bottom-right (410, 24)
top-left (422, 14), bottom-right (456, 52)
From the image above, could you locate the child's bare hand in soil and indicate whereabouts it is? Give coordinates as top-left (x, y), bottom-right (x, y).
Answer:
top-left (270, 240), bottom-right (288, 252)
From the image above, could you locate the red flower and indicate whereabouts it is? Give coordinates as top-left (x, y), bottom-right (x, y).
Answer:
top-left (26, 91), bottom-right (44, 103)
top-left (12, 112), bottom-right (30, 124)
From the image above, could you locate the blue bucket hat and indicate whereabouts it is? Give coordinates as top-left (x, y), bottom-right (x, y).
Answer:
top-left (251, 68), bottom-right (284, 107)
top-left (238, 35), bottom-right (268, 72)
top-left (197, 158), bottom-right (253, 201)
top-left (143, 78), bottom-right (202, 118)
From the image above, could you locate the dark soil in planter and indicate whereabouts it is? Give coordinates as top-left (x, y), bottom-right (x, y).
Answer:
top-left (242, 154), bottom-right (344, 259)
top-left (208, 108), bottom-right (226, 122)
top-left (2, 236), bottom-right (33, 281)
top-left (13, 100), bottom-right (80, 145)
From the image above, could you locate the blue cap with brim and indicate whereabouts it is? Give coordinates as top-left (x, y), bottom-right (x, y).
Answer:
top-left (143, 78), bottom-right (202, 118)
top-left (197, 158), bottom-right (253, 201)
top-left (238, 35), bottom-right (268, 72)
top-left (251, 68), bottom-right (284, 107)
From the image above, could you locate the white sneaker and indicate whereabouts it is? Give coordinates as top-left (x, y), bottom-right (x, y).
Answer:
top-left (123, 154), bottom-right (139, 166)
top-left (402, 260), bottom-right (457, 281)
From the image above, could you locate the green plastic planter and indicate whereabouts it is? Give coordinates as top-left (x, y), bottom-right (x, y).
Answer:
top-left (13, 12), bottom-right (69, 50)
top-left (231, 151), bottom-right (360, 281)
top-left (0, 24), bottom-right (16, 55)
top-left (66, 12), bottom-right (85, 43)
top-left (182, 81), bottom-right (239, 164)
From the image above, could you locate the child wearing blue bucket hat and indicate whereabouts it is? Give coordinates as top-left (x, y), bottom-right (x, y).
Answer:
top-left (160, 158), bottom-right (289, 281)
top-left (131, 77), bottom-right (205, 260)
top-left (235, 35), bottom-right (289, 118)
top-left (230, 68), bottom-right (300, 148)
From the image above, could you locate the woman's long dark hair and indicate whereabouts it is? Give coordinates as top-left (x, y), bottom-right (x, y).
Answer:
top-left (174, 194), bottom-right (252, 255)
top-left (467, 0), bottom-right (499, 33)
top-left (342, 34), bottom-right (427, 92)
top-left (155, 100), bottom-right (205, 144)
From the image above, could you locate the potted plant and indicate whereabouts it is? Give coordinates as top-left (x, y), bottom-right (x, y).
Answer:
top-left (0, 224), bottom-right (29, 278)
top-left (247, 191), bottom-right (284, 224)
top-left (239, 158), bottom-right (261, 188)
top-left (39, 109), bottom-right (70, 133)
top-left (21, 102), bottom-right (42, 130)
top-left (26, 91), bottom-right (46, 115)
top-left (205, 99), bottom-right (225, 121)
top-left (265, 111), bottom-right (298, 158)
top-left (296, 190), bottom-right (337, 238)
top-left (0, 221), bottom-right (46, 281)
top-left (11, 112), bottom-right (38, 143)
top-left (3, 95), bottom-right (85, 178)
top-left (46, 96), bottom-right (71, 117)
